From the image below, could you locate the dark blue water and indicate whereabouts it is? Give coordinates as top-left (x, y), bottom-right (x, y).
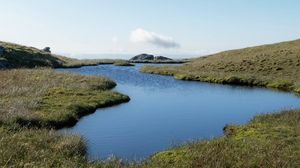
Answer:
top-left (58, 64), bottom-right (300, 160)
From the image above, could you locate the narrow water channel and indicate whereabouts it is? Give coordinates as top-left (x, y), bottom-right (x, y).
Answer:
top-left (58, 64), bottom-right (300, 160)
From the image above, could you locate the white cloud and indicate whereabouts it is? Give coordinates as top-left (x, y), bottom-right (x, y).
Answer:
top-left (130, 28), bottom-right (180, 48)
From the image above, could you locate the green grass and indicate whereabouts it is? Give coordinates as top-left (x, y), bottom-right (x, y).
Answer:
top-left (0, 126), bottom-right (87, 167)
top-left (141, 39), bottom-right (300, 94)
top-left (141, 109), bottom-right (300, 168)
top-left (0, 125), bottom-right (133, 167)
top-left (0, 69), bottom-right (129, 128)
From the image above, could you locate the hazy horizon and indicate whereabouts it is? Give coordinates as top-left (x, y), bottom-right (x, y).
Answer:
top-left (1, 0), bottom-right (300, 59)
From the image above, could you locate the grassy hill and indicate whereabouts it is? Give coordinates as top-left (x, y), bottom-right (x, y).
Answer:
top-left (141, 39), bottom-right (300, 94)
top-left (0, 41), bottom-right (66, 68)
top-left (0, 41), bottom-right (117, 68)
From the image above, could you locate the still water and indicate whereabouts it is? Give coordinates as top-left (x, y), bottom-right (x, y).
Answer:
top-left (58, 64), bottom-right (300, 160)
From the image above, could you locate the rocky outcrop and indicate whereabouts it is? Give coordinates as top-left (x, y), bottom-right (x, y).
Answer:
top-left (130, 54), bottom-right (172, 61)
top-left (155, 56), bottom-right (172, 61)
top-left (130, 54), bottom-right (155, 61)
top-left (42, 47), bottom-right (51, 53)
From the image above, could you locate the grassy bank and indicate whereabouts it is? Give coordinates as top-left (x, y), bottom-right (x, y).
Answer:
top-left (0, 69), bottom-right (129, 129)
top-left (0, 125), bottom-right (132, 167)
top-left (141, 39), bottom-right (300, 94)
top-left (142, 109), bottom-right (300, 168)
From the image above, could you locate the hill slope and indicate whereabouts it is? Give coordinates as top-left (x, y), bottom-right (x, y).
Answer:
top-left (0, 41), bottom-right (117, 68)
top-left (141, 39), bottom-right (300, 94)
top-left (0, 41), bottom-right (66, 68)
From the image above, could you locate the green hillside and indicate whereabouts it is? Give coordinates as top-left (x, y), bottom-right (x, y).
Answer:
top-left (141, 39), bottom-right (300, 94)
top-left (0, 41), bottom-right (66, 68)
top-left (0, 41), bottom-right (117, 68)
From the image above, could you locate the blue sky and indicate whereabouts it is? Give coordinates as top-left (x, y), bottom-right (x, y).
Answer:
top-left (1, 0), bottom-right (300, 59)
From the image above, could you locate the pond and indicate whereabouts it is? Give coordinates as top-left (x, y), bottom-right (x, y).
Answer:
top-left (58, 64), bottom-right (300, 160)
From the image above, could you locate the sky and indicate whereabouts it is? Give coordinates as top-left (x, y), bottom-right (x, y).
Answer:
top-left (1, 0), bottom-right (300, 59)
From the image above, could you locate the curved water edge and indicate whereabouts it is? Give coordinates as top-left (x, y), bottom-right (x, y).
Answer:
top-left (57, 64), bottom-right (300, 161)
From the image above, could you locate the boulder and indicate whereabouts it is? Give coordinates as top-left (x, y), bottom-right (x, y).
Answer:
top-left (42, 47), bottom-right (51, 53)
top-left (130, 54), bottom-right (173, 61)
top-left (130, 54), bottom-right (155, 61)
top-left (155, 56), bottom-right (172, 61)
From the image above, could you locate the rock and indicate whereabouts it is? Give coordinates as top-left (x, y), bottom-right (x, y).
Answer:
top-left (0, 46), bottom-right (6, 56)
top-left (130, 54), bottom-right (173, 61)
top-left (223, 124), bottom-right (236, 137)
top-left (42, 47), bottom-right (51, 53)
top-left (155, 56), bottom-right (172, 61)
top-left (130, 53), bottom-right (155, 61)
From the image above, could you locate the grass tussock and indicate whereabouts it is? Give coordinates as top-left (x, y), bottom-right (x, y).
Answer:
top-left (141, 39), bottom-right (300, 94)
top-left (0, 126), bottom-right (88, 167)
top-left (0, 125), bottom-right (132, 168)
